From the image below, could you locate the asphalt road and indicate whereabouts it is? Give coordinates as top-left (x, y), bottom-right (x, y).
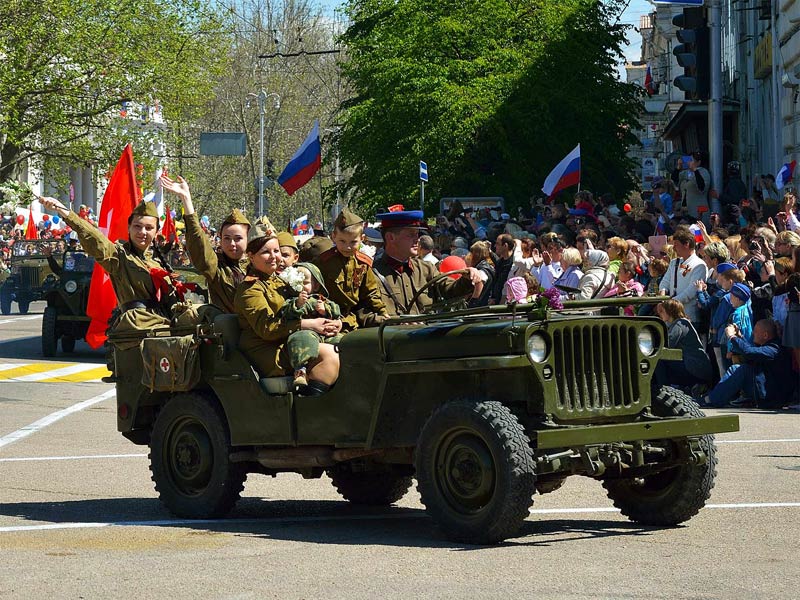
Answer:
top-left (1, 303), bottom-right (798, 599)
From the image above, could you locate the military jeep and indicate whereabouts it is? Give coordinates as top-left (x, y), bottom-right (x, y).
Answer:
top-left (108, 296), bottom-right (739, 544)
top-left (0, 240), bottom-right (57, 315)
top-left (41, 250), bottom-right (96, 356)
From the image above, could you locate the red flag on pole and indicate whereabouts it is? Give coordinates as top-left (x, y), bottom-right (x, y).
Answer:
top-left (84, 144), bottom-right (139, 348)
top-left (161, 205), bottom-right (176, 243)
top-left (24, 207), bottom-right (38, 240)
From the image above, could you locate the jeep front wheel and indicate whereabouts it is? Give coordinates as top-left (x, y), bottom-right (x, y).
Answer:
top-left (0, 287), bottom-right (12, 315)
top-left (150, 393), bottom-right (246, 518)
top-left (603, 386), bottom-right (717, 525)
top-left (42, 306), bottom-right (58, 357)
top-left (327, 463), bottom-right (413, 506)
top-left (415, 400), bottom-right (536, 544)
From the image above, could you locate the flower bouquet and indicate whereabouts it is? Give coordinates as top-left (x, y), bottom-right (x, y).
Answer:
top-left (279, 265), bottom-right (306, 293)
top-left (527, 286), bottom-right (563, 318)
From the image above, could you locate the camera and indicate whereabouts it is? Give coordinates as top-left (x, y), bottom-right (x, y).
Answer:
top-left (749, 240), bottom-right (760, 252)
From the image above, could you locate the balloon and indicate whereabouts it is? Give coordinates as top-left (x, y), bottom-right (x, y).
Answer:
top-left (42, 214), bottom-right (50, 221)
top-left (44, 220), bottom-right (52, 228)
top-left (201, 215), bottom-right (210, 224)
top-left (170, 210), bottom-right (176, 218)
top-left (16, 215), bottom-right (24, 225)
top-left (623, 203), bottom-right (632, 213)
top-left (65, 226), bottom-right (72, 234)
top-left (439, 255), bottom-right (467, 280)
top-left (52, 215), bottom-right (60, 224)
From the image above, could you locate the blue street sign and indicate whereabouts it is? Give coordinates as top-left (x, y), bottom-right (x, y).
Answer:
top-left (420, 161), bottom-right (428, 182)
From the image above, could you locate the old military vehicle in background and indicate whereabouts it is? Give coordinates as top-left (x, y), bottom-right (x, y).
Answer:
top-left (106, 295), bottom-right (739, 544)
top-left (41, 249), bottom-right (96, 356)
top-left (1, 240), bottom-right (57, 315)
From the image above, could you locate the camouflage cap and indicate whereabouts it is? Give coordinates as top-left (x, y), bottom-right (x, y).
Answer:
top-left (131, 200), bottom-right (160, 220)
top-left (298, 236), bottom-right (334, 262)
top-left (276, 231), bottom-right (298, 251)
top-left (220, 208), bottom-right (251, 230)
top-left (333, 207), bottom-right (363, 230)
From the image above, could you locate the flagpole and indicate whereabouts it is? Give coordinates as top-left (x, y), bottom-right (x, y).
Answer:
top-left (318, 168), bottom-right (325, 230)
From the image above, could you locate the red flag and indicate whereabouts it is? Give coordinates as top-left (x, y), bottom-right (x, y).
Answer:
top-left (644, 65), bottom-right (655, 96)
top-left (85, 144), bottom-right (139, 348)
top-left (24, 207), bottom-right (37, 240)
top-left (162, 205), bottom-right (176, 243)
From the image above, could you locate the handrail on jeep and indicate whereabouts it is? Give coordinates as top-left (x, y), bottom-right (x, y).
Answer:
top-left (377, 295), bottom-right (671, 361)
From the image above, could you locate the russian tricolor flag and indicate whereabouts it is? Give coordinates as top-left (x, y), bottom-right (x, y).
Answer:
top-left (689, 224), bottom-right (704, 244)
top-left (291, 214), bottom-right (310, 235)
top-left (542, 144), bottom-right (581, 199)
top-left (776, 160), bottom-right (796, 189)
top-left (278, 120), bottom-right (321, 196)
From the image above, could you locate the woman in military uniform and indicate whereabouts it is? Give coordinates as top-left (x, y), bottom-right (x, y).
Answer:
top-left (160, 174), bottom-right (265, 313)
top-left (39, 195), bottom-right (179, 342)
top-left (234, 224), bottom-right (341, 395)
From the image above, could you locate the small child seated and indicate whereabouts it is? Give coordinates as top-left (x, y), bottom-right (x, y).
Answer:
top-left (280, 262), bottom-right (343, 388)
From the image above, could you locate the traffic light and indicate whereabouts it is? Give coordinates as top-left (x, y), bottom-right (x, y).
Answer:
top-left (672, 7), bottom-right (709, 101)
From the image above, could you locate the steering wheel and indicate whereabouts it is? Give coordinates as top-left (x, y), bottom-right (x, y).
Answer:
top-left (407, 269), bottom-right (474, 314)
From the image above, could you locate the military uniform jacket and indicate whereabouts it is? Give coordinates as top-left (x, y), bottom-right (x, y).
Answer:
top-left (313, 248), bottom-right (387, 330)
top-left (372, 254), bottom-right (474, 316)
top-left (64, 210), bottom-right (177, 310)
top-left (234, 272), bottom-right (301, 377)
top-left (184, 212), bottom-right (246, 313)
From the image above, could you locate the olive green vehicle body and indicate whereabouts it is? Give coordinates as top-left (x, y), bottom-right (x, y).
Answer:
top-left (41, 251), bottom-right (95, 355)
top-left (0, 240), bottom-right (57, 315)
top-left (112, 296), bottom-right (738, 457)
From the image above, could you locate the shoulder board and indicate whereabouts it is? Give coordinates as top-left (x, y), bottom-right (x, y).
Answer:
top-left (318, 248), bottom-right (337, 262)
top-left (355, 251), bottom-right (374, 266)
top-left (243, 275), bottom-right (259, 283)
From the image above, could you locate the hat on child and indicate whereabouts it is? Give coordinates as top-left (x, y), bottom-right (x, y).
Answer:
top-left (276, 231), bottom-right (298, 251)
top-left (505, 277), bottom-right (529, 303)
top-left (716, 262), bottom-right (736, 274)
top-left (333, 207), bottom-right (363, 230)
top-left (730, 282), bottom-right (751, 302)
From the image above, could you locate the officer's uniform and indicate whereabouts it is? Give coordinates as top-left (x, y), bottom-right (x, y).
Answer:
top-left (372, 209), bottom-right (473, 316)
top-left (313, 208), bottom-right (388, 331)
top-left (233, 221), bottom-right (298, 377)
top-left (183, 209), bottom-right (250, 313)
top-left (64, 201), bottom-right (177, 346)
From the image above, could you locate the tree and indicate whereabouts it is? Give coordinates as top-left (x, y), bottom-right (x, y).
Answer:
top-left (0, 0), bottom-right (227, 188)
top-left (339, 0), bottom-right (643, 213)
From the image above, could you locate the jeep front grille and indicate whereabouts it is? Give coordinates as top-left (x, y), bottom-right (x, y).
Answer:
top-left (20, 266), bottom-right (41, 288)
top-left (552, 323), bottom-right (640, 413)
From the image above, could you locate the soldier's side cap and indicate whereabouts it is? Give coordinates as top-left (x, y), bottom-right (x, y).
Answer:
top-left (220, 208), bottom-right (251, 230)
top-left (333, 207), bottom-right (363, 230)
top-left (131, 200), bottom-right (160, 220)
top-left (376, 205), bottom-right (425, 230)
top-left (247, 217), bottom-right (278, 244)
top-left (295, 262), bottom-right (329, 297)
top-left (363, 227), bottom-right (383, 243)
top-left (299, 236), bottom-right (333, 262)
top-left (276, 231), bottom-right (298, 251)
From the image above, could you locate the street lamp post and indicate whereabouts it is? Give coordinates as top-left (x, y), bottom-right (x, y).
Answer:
top-left (251, 90), bottom-right (281, 217)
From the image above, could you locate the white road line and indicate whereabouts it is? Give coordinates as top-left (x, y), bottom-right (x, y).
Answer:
top-left (717, 439), bottom-right (800, 444)
top-left (11, 362), bottom-right (103, 382)
top-left (0, 453), bottom-right (146, 463)
top-left (0, 389), bottom-right (116, 450)
top-left (0, 315), bottom-right (42, 325)
top-left (0, 363), bottom-right (21, 372)
top-left (2, 502), bottom-right (800, 534)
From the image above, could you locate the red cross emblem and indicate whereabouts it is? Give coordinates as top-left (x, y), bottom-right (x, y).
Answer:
top-left (159, 357), bottom-right (171, 373)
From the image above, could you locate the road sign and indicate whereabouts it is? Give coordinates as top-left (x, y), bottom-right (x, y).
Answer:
top-left (419, 161), bottom-right (428, 182)
top-left (199, 132), bottom-right (247, 156)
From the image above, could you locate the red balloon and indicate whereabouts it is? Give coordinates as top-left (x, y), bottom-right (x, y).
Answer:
top-left (65, 226), bottom-right (72, 234)
top-left (42, 214), bottom-right (50, 221)
top-left (439, 255), bottom-right (467, 279)
top-left (623, 203), bottom-right (632, 213)
top-left (16, 214), bottom-right (24, 225)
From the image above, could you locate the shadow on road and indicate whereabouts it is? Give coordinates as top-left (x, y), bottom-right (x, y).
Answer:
top-left (0, 335), bottom-right (104, 363)
top-left (0, 496), bottom-right (659, 549)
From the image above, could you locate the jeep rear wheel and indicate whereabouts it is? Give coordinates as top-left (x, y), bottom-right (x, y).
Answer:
top-left (150, 393), bottom-right (246, 518)
top-left (415, 400), bottom-right (536, 544)
top-left (42, 306), bottom-right (58, 357)
top-left (603, 386), bottom-right (717, 526)
top-left (327, 463), bottom-right (413, 506)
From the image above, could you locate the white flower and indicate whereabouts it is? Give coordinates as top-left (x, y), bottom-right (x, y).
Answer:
top-left (279, 266), bottom-right (306, 293)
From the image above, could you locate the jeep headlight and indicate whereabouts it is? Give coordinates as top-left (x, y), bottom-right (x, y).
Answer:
top-left (527, 334), bottom-right (548, 363)
top-left (637, 329), bottom-right (656, 356)
top-left (64, 280), bottom-right (78, 294)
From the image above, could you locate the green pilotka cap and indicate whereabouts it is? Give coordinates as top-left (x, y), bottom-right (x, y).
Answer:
top-left (276, 231), bottom-right (298, 251)
top-left (298, 236), bottom-right (334, 262)
top-left (131, 200), bottom-right (160, 220)
top-left (333, 207), bottom-right (363, 230)
top-left (248, 216), bottom-right (278, 244)
top-left (220, 208), bottom-right (251, 230)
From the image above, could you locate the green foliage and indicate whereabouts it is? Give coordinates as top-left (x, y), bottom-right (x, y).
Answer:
top-left (0, 0), bottom-right (227, 188)
top-left (339, 0), bottom-right (643, 213)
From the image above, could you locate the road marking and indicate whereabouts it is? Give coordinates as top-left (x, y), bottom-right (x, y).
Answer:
top-left (0, 453), bottom-right (146, 463)
top-left (2, 502), bottom-right (800, 534)
top-left (0, 361), bottom-right (110, 383)
top-left (0, 389), bottom-right (116, 450)
top-left (717, 438), bottom-right (800, 444)
top-left (0, 315), bottom-right (42, 325)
